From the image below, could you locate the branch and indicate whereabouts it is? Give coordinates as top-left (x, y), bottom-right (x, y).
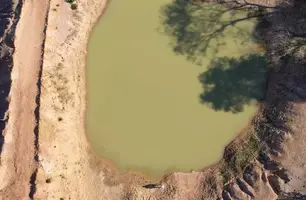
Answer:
top-left (242, 0), bottom-right (277, 9)
top-left (218, 0), bottom-right (277, 9)
top-left (196, 11), bottom-right (276, 54)
top-left (207, 12), bottom-right (272, 37)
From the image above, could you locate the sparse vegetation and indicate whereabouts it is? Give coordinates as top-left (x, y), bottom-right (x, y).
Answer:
top-left (46, 178), bottom-right (52, 183)
top-left (204, 174), bottom-right (218, 191)
top-left (220, 132), bottom-right (267, 185)
top-left (162, 0), bottom-right (306, 188)
top-left (65, 0), bottom-right (77, 10)
top-left (71, 4), bottom-right (77, 10)
top-left (47, 63), bottom-right (72, 111)
top-left (65, 0), bottom-right (75, 3)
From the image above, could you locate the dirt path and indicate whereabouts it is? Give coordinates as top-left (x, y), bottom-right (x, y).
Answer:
top-left (0, 0), bottom-right (49, 199)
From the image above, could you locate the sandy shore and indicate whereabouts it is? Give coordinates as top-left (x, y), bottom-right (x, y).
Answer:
top-left (30, 0), bottom-right (214, 198)
top-left (34, 0), bottom-right (125, 199)
top-left (0, 0), bottom-right (306, 199)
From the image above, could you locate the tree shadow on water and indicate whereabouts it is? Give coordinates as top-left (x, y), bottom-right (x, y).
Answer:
top-left (160, 0), bottom-right (261, 65)
top-left (199, 54), bottom-right (268, 113)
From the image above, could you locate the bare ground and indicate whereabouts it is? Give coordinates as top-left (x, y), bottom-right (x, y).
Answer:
top-left (0, 0), bottom-right (49, 199)
top-left (0, 0), bottom-right (306, 199)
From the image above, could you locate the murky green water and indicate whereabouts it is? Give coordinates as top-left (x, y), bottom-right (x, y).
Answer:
top-left (86, 0), bottom-right (266, 177)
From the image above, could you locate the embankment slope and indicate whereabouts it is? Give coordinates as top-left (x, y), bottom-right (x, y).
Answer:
top-left (0, 0), bottom-right (49, 199)
top-left (1, 0), bottom-right (306, 200)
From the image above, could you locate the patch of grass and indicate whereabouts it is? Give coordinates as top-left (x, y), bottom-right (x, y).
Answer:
top-left (235, 135), bottom-right (261, 169)
top-left (220, 133), bottom-right (265, 185)
top-left (48, 63), bottom-right (72, 110)
top-left (220, 158), bottom-right (236, 185)
top-left (204, 174), bottom-right (218, 191)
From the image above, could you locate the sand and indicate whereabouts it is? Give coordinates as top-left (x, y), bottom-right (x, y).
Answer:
top-left (0, 0), bottom-right (306, 199)
top-left (0, 0), bottom-right (49, 199)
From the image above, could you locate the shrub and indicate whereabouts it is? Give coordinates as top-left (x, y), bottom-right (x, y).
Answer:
top-left (65, 0), bottom-right (75, 3)
top-left (71, 4), bottom-right (77, 10)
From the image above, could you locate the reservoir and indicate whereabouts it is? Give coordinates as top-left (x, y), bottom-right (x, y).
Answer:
top-left (86, 0), bottom-right (267, 177)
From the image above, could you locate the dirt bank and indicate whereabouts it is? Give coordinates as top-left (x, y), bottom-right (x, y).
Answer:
top-left (35, 0), bottom-right (306, 199)
top-left (0, 0), bottom-right (306, 199)
top-left (0, 0), bottom-right (49, 199)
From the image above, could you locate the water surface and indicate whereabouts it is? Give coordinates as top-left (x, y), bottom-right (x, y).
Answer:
top-left (86, 0), bottom-right (266, 177)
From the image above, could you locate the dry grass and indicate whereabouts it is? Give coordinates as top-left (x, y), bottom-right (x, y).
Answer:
top-left (220, 132), bottom-right (267, 185)
top-left (46, 63), bottom-right (72, 111)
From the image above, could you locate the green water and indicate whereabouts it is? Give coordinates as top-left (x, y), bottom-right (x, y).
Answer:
top-left (86, 0), bottom-right (266, 177)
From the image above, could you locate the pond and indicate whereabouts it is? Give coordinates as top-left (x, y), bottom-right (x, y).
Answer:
top-left (86, 0), bottom-right (267, 178)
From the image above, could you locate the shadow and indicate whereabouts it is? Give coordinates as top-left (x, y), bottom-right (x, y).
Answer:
top-left (252, 1), bottom-right (306, 61)
top-left (278, 192), bottom-right (306, 200)
top-left (250, 0), bottom-right (306, 157)
top-left (199, 54), bottom-right (267, 113)
top-left (0, 54), bottom-right (10, 153)
top-left (159, 0), bottom-right (306, 194)
top-left (29, 168), bottom-right (38, 199)
top-left (143, 183), bottom-right (163, 189)
top-left (160, 0), bottom-right (306, 113)
top-left (0, 0), bottom-right (14, 38)
top-left (0, 0), bottom-right (23, 155)
top-left (160, 0), bottom-right (271, 113)
top-left (160, 0), bottom-right (261, 65)
top-left (0, 1), bottom-right (14, 154)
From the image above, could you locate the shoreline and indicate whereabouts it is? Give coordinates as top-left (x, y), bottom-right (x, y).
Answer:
top-left (82, 0), bottom-right (162, 184)
top-left (82, 0), bottom-right (265, 183)
top-left (2, 0), bottom-right (304, 199)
